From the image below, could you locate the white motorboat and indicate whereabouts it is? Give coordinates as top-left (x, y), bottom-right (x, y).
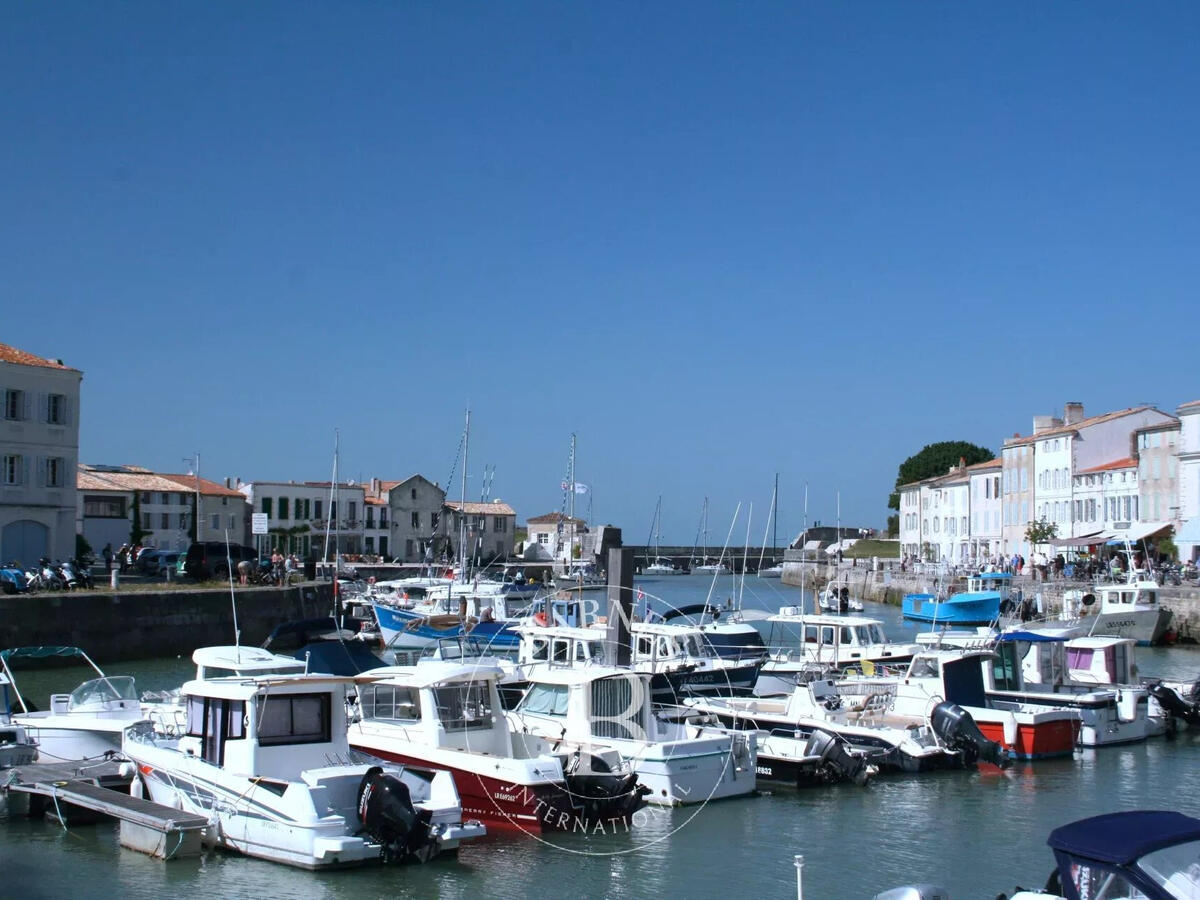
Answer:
top-left (554, 564), bottom-right (607, 592)
top-left (986, 630), bottom-right (1190, 745)
top-left (347, 662), bottom-right (647, 834)
top-left (755, 609), bottom-right (920, 696)
top-left (818, 579), bottom-right (864, 613)
top-left (3, 646), bottom-right (148, 763)
top-left (685, 679), bottom-right (980, 774)
top-left (122, 672), bottom-right (485, 868)
top-left (757, 562), bottom-right (784, 578)
top-left (643, 557), bottom-right (684, 576)
top-left (507, 665), bottom-right (757, 806)
top-left (692, 560), bottom-right (730, 574)
top-left (835, 648), bottom-right (1081, 759)
top-left (1059, 578), bottom-right (1173, 646)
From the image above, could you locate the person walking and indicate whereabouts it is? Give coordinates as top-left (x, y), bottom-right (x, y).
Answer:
top-left (102, 543), bottom-right (113, 573)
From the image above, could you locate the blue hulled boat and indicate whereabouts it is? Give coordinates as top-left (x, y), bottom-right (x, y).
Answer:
top-left (902, 572), bottom-right (1011, 626)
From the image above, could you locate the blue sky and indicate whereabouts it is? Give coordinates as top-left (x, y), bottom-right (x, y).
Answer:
top-left (4, 3), bottom-right (1198, 545)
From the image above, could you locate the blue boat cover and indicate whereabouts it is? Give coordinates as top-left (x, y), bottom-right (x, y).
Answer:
top-left (1048, 811), bottom-right (1200, 865)
top-left (997, 631), bottom-right (1066, 643)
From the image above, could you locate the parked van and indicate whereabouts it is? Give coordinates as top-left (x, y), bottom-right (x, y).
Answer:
top-left (184, 542), bottom-right (258, 580)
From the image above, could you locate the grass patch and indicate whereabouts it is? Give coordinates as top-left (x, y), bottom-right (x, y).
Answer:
top-left (843, 539), bottom-right (900, 559)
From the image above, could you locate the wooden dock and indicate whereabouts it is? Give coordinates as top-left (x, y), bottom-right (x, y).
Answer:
top-left (3, 759), bottom-right (208, 860)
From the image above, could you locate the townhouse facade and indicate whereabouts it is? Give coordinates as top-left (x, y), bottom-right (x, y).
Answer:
top-left (78, 464), bottom-right (248, 553)
top-left (1177, 401), bottom-right (1200, 560)
top-left (0, 343), bottom-right (82, 565)
top-left (525, 512), bottom-right (588, 562)
top-left (444, 499), bottom-right (517, 565)
top-left (237, 480), bottom-right (366, 559)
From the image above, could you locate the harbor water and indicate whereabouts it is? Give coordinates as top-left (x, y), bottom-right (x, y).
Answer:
top-left (3, 574), bottom-right (1200, 899)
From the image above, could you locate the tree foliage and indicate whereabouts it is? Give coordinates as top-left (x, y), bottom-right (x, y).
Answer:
top-left (888, 441), bottom-right (994, 510)
top-left (129, 493), bottom-right (150, 546)
top-left (1025, 519), bottom-right (1058, 547)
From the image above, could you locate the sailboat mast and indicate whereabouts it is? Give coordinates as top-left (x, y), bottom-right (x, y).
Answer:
top-left (568, 433), bottom-right (576, 564)
top-left (773, 472), bottom-right (779, 556)
top-left (460, 408), bottom-right (470, 580)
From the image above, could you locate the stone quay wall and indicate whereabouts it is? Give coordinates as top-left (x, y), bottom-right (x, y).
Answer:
top-left (782, 562), bottom-right (1200, 644)
top-left (0, 581), bottom-right (336, 662)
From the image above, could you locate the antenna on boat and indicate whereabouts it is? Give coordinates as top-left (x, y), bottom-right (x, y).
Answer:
top-left (738, 502), bottom-right (753, 612)
top-left (225, 529), bottom-right (241, 662)
top-left (703, 502), bottom-right (741, 611)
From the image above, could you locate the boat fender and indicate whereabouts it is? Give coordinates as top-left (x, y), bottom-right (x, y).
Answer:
top-left (534, 612), bottom-right (549, 626)
top-left (1001, 711), bottom-right (1018, 748)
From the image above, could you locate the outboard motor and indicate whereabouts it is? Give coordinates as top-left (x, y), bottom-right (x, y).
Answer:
top-left (1147, 682), bottom-right (1200, 728)
top-left (839, 587), bottom-right (851, 613)
top-left (563, 751), bottom-right (649, 820)
top-left (929, 701), bottom-right (1011, 769)
top-left (805, 728), bottom-right (871, 786)
top-left (356, 766), bottom-right (434, 862)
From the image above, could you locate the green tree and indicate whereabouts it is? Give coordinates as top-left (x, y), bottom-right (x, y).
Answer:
top-left (188, 493), bottom-right (198, 542)
top-left (129, 493), bottom-right (150, 546)
top-left (886, 513), bottom-right (899, 538)
top-left (888, 441), bottom-right (994, 510)
top-left (1024, 518), bottom-right (1058, 548)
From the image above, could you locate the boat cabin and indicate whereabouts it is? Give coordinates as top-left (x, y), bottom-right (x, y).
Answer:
top-left (518, 625), bottom-right (610, 667)
top-left (514, 667), bottom-right (654, 744)
top-left (174, 675), bottom-right (355, 780)
top-left (963, 572), bottom-right (1013, 597)
top-left (629, 622), bottom-right (715, 666)
top-left (354, 663), bottom-right (513, 757)
top-left (991, 632), bottom-right (1137, 692)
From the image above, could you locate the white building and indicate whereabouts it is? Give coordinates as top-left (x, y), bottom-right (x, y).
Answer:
top-left (0, 343), bottom-right (82, 565)
top-left (1176, 400), bottom-right (1200, 561)
top-left (897, 462), bottom-right (970, 564)
top-left (237, 480), bottom-right (365, 559)
top-left (1070, 458), bottom-right (1139, 536)
top-left (525, 512), bottom-right (588, 562)
top-left (1003, 403), bottom-right (1176, 555)
top-left (967, 458), bottom-right (1002, 564)
top-left (1134, 420), bottom-right (1181, 528)
top-left (78, 465), bottom-right (247, 553)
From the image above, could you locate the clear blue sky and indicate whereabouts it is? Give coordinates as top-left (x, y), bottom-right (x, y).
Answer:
top-left (4, 3), bottom-right (1198, 545)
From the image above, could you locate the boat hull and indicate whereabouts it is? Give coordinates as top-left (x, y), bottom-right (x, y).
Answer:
top-left (1082, 608), bottom-right (1173, 646)
top-left (903, 593), bottom-right (1001, 626)
top-left (374, 603), bottom-right (520, 651)
top-left (349, 745), bottom-right (641, 833)
top-left (971, 712), bottom-right (1080, 759)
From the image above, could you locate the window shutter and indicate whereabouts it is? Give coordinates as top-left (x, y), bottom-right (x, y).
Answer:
top-left (62, 395), bottom-right (72, 425)
top-left (37, 457), bottom-right (47, 487)
top-left (22, 455), bottom-right (31, 485)
top-left (22, 391), bottom-right (32, 421)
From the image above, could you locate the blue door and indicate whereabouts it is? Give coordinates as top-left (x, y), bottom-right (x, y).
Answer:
top-left (1, 520), bottom-right (48, 567)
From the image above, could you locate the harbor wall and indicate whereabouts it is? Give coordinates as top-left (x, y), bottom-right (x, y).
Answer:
top-left (782, 562), bottom-right (1200, 644)
top-left (0, 582), bottom-right (335, 662)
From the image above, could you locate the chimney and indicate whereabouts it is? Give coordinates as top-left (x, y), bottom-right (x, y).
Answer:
top-left (224, 477), bottom-right (230, 489)
top-left (1064, 402), bottom-right (1084, 426)
top-left (1032, 415), bottom-right (1063, 435)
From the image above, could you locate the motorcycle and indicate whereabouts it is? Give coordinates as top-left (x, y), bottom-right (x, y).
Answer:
top-left (0, 561), bottom-right (29, 594)
top-left (67, 558), bottom-right (94, 589)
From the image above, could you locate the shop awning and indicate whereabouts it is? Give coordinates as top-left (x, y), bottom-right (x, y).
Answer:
top-left (1049, 531), bottom-right (1107, 549)
top-left (1103, 521), bottom-right (1173, 544)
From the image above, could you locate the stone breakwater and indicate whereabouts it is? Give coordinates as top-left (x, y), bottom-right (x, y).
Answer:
top-left (782, 563), bottom-right (1200, 644)
top-left (0, 581), bottom-right (336, 661)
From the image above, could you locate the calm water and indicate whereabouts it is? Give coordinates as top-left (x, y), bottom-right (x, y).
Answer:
top-left (4, 573), bottom-right (1200, 899)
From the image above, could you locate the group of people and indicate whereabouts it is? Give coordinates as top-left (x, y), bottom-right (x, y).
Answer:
top-left (236, 549), bottom-right (300, 586)
top-left (102, 542), bottom-right (142, 574)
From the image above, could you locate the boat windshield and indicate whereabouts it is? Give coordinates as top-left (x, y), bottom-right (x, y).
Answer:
top-left (69, 676), bottom-right (137, 707)
top-left (521, 683), bottom-right (569, 716)
top-left (1138, 837), bottom-right (1200, 896)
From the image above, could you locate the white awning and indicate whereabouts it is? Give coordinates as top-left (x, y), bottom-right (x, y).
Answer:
top-left (1103, 521), bottom-right (1174, 544)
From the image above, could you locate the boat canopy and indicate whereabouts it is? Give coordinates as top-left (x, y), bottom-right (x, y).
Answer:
top-left (996, 630), bottom-right (1067, 643)
top-left (1048, 811), bottom-right (1200, 866)
top-left (0, 645), bottom-right (89, 662)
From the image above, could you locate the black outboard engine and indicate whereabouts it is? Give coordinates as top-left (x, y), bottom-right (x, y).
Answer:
top-left (838, 587), bottom-right (850, 613)
top-left (929, 701), bottom-right (1011, 769)
top-left (356, 766), bottom-right (434, 862)
top-left (1147, 682), bottom-right (1200, 728)
top-left (805, 728), bottom-right (871, 786)
top-left (563, 751), bottom-right (650, 821)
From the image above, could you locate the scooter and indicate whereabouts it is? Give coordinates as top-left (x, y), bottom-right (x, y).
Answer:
top-left (67, 558), bottom-right (94, 589)
top-left (0, 561), bottom-right (29, 594)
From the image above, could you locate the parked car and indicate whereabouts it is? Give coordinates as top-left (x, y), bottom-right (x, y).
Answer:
top-left (139, 550), bottom-right (181, 576)
top-left (184, 542), bottom-right (257, 580)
